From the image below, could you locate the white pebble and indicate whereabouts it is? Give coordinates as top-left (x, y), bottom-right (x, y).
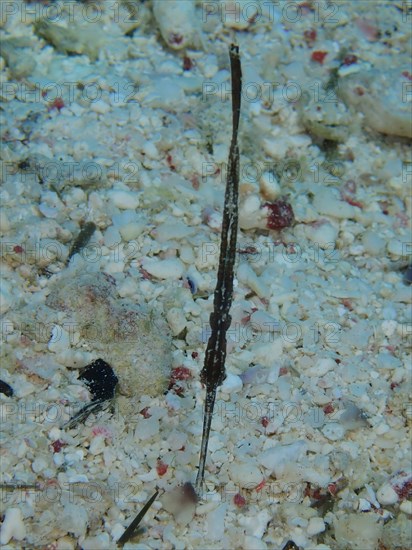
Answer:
top-left (362, 231), bottom-right (385, 255)
top-left (250, 310), bottom-right (280, 332)
top-left (313, 188), bottom-right (356, 219)
top-left (0, 280), bottom-right (14, 314)
top-left (376, 483), bottom-right (399, 505)
top-left (32, 457), bottom-right (48, 473)
top-left (67, 474), bottom-right (89, 483)
top-left (221, 373), bottom-right (243, 394)
top-left (387, 238), bottom-right (405, 257)
top-left (90, 100), bottom-right (110, 114)
top-left (259, 172), bottom-right (281, 200)
top-left (358, 498), bottom-right (372, 511)
top-left (237, 263), bottom-right (268, 298)
top-left (307, 358), bottom-right (335, 377)
top-left (258, 441), bottom-right (307, 475)
top-left (103, 226), bottom-right (121, 248)
top-left (119, 222), bottom-right (145, 241)
top-left (142, 258), bottom-right (184, 279)
top-left (400, 500), bottom-right (412, 515)
top-left (304, 221), bottom-right (338, 249)
top-left (381, 320), bottom-right (397, 337)
top-left (206, 504), bottom-right (227, 541)
top-left (166, 307), bottom-right (187, 336)
top-left (89, 435), bottom-right (105, 455)
top-left (82, 533), bottom-right (111, 549)
top-left (307, 517), bottom-right (325, 536)
top-left (48, 326), bottom-right (71, 353)
top-left (238, 509), bottom-right (271, 539)
top-left (142, 141), bottom-right (159, 160)
top-left (244, 536), bottom-right (267, 550)
top-left (0, 507), bottom-right (26, 545)
top-left (154, 221), bottom-right (194, 242)
top-left (108, 190), bottom-right (139, 209)
top-left (242, 194), bottom-right (260, 214)
top-left (228, 460), bottom-right (262, 488)
top-left (56, 535), bottom-right (75, 550)
top-left (322, 422), bottom-right (345, 441)
top-left (0, 209), bottom-right (10, 231)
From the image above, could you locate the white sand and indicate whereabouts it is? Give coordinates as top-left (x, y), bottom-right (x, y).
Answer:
top-left (0, 1), bottom-right (411, 548)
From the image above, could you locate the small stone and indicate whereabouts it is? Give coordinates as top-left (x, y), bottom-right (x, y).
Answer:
top-left (0, 507), bottom-right (26, 544)
top-left (313, 188), bottom-right (356, 219)
top-left (166, 307), bottom-right (187, 336)
top-left (142, 258), bottom-right (185, 279)
top-left (221, 373), bottom-right (243, 394)
top-left (260, 172), bottom-right (281, 201)
top-left (108, 190), bottom-right (139, 209)
top-left (90, 100), bottom-right (110, 114)
top-left (258, 441), bottom-right (307, 475)
top-left (358, 498), bottom-right (372, 511)
top-left (119, 221), bottom-right (146, 240)
top-left (0, 209), bottom-right (10, 232)
top-left (0, 280), bottom-right (14, 314)
top-left (228, 460), bottom-right (263, 488)
top-left (89, 434), bottom-right (105, 455)
top-left (400, 500), bottom-right (412, 515)
top-left (322, 422), bottom-right (346, 441)
top-left (307, 517), bottom-right (325, 536)
top-left (142, 141), bottom-right (159, 159)
top-left (387, 238), bottom-right (404, 257)
top-left (307, 358), bottom-right (335, 377)
top-left (304, 221), bottom-right (338, 250)
top-left (362, 231), bottom-right (385, 255)
top-left (48, 325), bottom-right (71, 353)
top-left (376, 482), bottom-right (399, 505)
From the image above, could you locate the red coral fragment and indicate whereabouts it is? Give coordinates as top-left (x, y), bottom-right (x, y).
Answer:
top-left (392, 472), bottom-right (412, 500)
top-left (343, 54), bottom-right (358, 66)
top-left (233, 493), bottom-right (246, 507)
top-left (264, 200), bottom-right (294, 230)
top-left (48, 97), bottom-right (65, 112)
top-left (311, 51), bottom-right (328, 64)
top-left (51, 439), bottom-right (66, 453)
top-left (140, 407), bottom-right (151, 418)
top-left (261, 416), bottom-right (270, 428)
top-left (170, 366), bottom-right (192, 382)
top-left (183, 56), bottom-right (194, 71)
top-left (303, 29), bottom-right (317, 46)
top-left (156, 459), bottom-right (168, 476)
top-left (166, 153), bottom-right (176, 171)
top-left (323, 403), bottom-right (334, 414)
top-left (255, 479), bottom-right (266, 492)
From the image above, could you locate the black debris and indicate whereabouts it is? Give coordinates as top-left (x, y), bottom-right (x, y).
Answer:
top-left (78, 358), bottom-right (118, 401)
top-left (117, 490), bottom-right (159, 546)
top-left (66, 221), bottom-right (96, 265)
top-left (403, 264), bottom-right (412, 285)
top-left (0, 380), bottom-right (13, 397)
top-left (62, 359), bottom-right (118, 429)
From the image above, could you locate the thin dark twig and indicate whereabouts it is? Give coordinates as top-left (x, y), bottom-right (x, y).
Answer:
top-left (117, 490), bottom-right (159, 546)
top-left (195, 44), bottom-right (242, 496)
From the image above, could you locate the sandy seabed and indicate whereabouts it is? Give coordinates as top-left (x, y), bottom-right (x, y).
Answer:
top-left (0, 1), bottom-right (411, 549)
